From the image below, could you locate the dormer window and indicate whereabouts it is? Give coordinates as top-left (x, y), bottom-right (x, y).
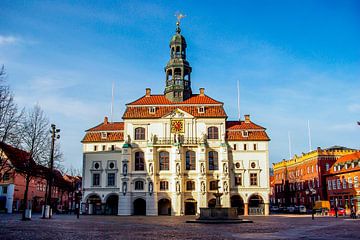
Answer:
top-left (242, 131), bottom-right (249, 137)
top-left (149, 106), bottom-right (156, 114)
top-left (198, 106), bottom-right (205, 113)
top-left (333, 166), bottom-right (336, 172)
top-left (101, 132), bottom-right (107, 139)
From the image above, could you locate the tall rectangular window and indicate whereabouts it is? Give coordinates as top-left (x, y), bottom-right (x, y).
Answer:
top-left (235, 174), bottom-right (242, 186)
top-left (243, 144), bottom-right (247, 151)
top-left (337, 179), bottom-right (341, 189)
top-left (348, 177), bottom-right (353, 188)
top-left (343, 178), bottom-right (347, 189)
top-left (328, 180), bottom-right (331, 190)
top-left (354, 176), bottom-right (358, 188)
top-left (107, 173), bottom-right (115, 186)
top-left (250, 173), bottom-right (258, 186)
top-left (253, 144), bottom-right (257, 151)
top-left (93, 173), bottom-right (100, 186)
top-left (159, 181), bottom-right (169, 191)
top-left (3, 186), bottom-right (8, 194)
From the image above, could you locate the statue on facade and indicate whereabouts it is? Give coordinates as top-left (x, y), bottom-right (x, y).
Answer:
top-left (176, 163), bottom-right (181, 175)
top-left (223, 181), bottom-right (228, 194)
top-left (148, 181), bottom-right (153, 195)
top-left (176, 181), bottom-right (180, 194)
top-left (123, 163), bottom-right (128, 176)
top-left (122, 182), bottom-right (127, 196)
top-left (223, 163), bottom-right (228, 174)
top-left (149, 163), bottom-right (153, 176)
top-left (126, 135), bottom-right (131, 144)
top-left (201, 163), bottom-right (205, 175)
top-left (201, 181), bottom-right (206, 194)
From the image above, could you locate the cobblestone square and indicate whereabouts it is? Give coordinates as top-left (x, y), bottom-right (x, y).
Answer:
top-left (1, 213), bottom-right (359, 240)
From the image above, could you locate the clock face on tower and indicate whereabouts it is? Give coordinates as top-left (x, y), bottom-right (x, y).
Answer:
top-left (171, 119), bottom-right (185, 133)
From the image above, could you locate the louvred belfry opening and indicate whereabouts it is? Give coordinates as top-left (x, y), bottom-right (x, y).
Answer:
top-left (164, 20), bottom-right (192, 102)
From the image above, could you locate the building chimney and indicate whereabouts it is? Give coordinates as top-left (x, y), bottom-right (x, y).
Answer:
top-left (199, 88), bottom-right (205, 96)
top-left (145, 88), bottom-right (151, 97)
top-left (104, 116), bottom-right (108, 124)
top-left (244, 114), bottom-right (250, 123)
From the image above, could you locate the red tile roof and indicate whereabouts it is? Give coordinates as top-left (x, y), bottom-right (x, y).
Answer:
top-left (0, 142), bottom-right (35, 170)
top-left (226, 130), bottom-right (270, 141)
top-left (225, 120), bottom-right (269, 141)
top-left (329, 151), bottom-right (360, 174)
top-left (127, 94), bottom-right (223, 106)
top-left (226, 120), bottom-right (265, 130)
top-left (86, 120), bottom-right (124, 132)
top-left (123, 105), bottom-right (227, 119)
top-left (81, 131), bottom-right (124, 143)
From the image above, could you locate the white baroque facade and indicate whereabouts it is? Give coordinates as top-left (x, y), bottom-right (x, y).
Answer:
top-left (81, 22), bottom-right (270, 216)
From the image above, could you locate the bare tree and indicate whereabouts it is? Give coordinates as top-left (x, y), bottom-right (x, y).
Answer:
top-left (0, 65), bottom-right (23, 180)
top-left (19, 105), bottom-right (51, 220)
top-left (65, 165), bottom-right (82, 177)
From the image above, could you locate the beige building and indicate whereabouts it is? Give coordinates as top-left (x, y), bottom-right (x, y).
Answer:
top-left (81, 21), bottom-right (270, 216)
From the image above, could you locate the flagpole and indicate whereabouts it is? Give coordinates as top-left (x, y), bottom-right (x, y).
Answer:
top-left (111, 82), bottom-right (114, 123)
top-left (308, 120), bottom-right (312, 152)
top-left (237, 80), bottom-right (240, 121)
top-left (288, 131), bottom-right (292, 159)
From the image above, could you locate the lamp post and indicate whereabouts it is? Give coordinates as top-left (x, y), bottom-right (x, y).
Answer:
top-left (43, 124), bottom-right (60, 219)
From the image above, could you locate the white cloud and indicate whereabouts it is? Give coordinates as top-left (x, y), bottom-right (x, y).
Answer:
top-left (0, 35), bottom-right (19, 45)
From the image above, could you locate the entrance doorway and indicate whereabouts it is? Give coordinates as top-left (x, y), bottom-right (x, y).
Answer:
top-left (158, 198), bottom-right (171, 215)
top-left (87, 194), bottom-right (102, 215)
top-left (133, 198), bottom-right (146, 215)
top-left (185, 199), bottom-right (197, 215)
top-left (248, 194), bottom-right (264, 215)
top-left (105, 195), bottom-right (118, 215)
top-left (231, 195), bottom-right (245, 215)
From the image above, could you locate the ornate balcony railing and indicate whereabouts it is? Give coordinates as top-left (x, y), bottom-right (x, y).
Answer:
top-left (154, 137), bottom-right (200, 145)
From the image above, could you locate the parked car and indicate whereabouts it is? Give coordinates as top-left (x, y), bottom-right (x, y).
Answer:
top-left (299, 205), bottom-right (307, 213)
top-left (270, 206), bottom-right (279, 212)
top-left (328, 207), bottom-right (346, 216)
top-left (287, 206), bottom-right (295, 213)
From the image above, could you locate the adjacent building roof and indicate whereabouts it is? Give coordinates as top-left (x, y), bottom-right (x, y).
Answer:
top-left (329, 151), bottom-right (360, 174)
top-left (0, 142), bottom-right (34, 170)
top-left (82, 117), bottom-right (125, 143)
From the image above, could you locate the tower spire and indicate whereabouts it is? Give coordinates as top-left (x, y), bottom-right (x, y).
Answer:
top-left (164, 13), bottom-right (192, 102)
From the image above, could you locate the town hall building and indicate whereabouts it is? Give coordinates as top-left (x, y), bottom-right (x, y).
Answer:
top-left (81, 20), bottom-right (270, 216)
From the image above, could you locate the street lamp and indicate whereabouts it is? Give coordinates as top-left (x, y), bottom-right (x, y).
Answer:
top-left (42, 124), bottom-right (60, 219)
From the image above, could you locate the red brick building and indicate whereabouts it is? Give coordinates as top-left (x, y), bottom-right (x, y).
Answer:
top-left (0, 142), bottom-right (80, 213)
top-left (272, 146), bottom-right (357, 209)
top-left (325, 151), bottom-right (360, 215)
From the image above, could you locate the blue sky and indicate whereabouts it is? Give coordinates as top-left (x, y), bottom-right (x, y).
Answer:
top-left (1, 0), bottom-right (359, 170)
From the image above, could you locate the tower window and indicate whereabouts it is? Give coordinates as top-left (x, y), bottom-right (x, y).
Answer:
top-left (198, 106), bottom-right (205, 113)
top-left (242, 131), bottom-right (249, 137)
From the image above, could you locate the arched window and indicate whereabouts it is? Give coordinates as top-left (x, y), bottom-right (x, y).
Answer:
top-left (135, 180), bottom-right (144, 190)
top-left (135, 127), bottom-right (145, 140)
top-left (207, 127), bottom-right (219, 139)
top-left (159, 151), bottom-right (169, 171)
top-left (186, 151), bottom-right (196, 170)
top-left (208, 151), bottom-right (218, 170)
top-left (135, 152), bottom-right (144, 171)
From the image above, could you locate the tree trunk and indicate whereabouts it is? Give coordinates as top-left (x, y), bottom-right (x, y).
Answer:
top-left (22, 174), bottom-right (30, 220)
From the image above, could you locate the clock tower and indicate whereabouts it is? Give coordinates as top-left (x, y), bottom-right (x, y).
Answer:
top-left (164, 20), bottom-right (192, 102)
